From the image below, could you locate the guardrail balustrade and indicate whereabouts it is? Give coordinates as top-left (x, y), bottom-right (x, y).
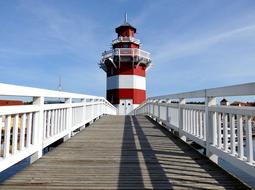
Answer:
top-left (133, 82), bottom-right (255, 178)
top-left (0, 83), bottom-right (116, 172)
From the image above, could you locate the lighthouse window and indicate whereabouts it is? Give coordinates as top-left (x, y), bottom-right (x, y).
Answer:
top-left (128, 103), bottom-right (131, 106)
top-left (123, 44), bottom-right (129, 48)
top-left (122, 103), bottom-right (124, 105)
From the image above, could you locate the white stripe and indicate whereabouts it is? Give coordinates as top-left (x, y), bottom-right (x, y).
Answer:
top-left (107, 75), bottom-right (146, 90)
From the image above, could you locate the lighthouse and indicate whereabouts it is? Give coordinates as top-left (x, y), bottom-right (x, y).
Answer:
top-left (99, 14), bottom-right (151, 115)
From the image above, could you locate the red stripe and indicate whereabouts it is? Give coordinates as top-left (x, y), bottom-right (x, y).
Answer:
top-left (107, 64), bottom-right (146, 77)
top-left (107, 89), bottom-right (146, 104)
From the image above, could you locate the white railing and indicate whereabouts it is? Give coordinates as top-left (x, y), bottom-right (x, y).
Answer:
top-left (102, 48), bottom-right (151, 62)
top-left (112, 37), bottom-right (140, 45)
top-left (133, 82), bottom-right (255, 178)
top-left (0, 83), bottom-right (116, 172)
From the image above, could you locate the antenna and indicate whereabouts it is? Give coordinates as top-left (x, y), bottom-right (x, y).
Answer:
top-left (58, 76), bottom-right (63, 91)
top-left (124, 12), bottom-right (128, 23)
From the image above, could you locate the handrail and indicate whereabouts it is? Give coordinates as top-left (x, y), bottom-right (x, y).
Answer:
top-left (0, 83), bottom-right (117, 172)
top-left (133, 82), bottom-right (255, 180)
top-left (0, 83), bottom-right (105, 100)
top-left (148, 82), bottom-right (255, 100)
top-left (101, 48), bottom-right (151, 61)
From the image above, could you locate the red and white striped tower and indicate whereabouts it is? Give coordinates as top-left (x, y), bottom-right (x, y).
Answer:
top-left (99, 14), bottom-right (151, 115)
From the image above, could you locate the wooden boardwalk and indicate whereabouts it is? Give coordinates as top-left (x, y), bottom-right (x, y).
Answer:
top-left (0, 116), bottom-right (249, 189)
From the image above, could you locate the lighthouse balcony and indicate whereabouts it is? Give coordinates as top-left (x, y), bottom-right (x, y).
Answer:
top-left (101, 48), bottom-right (151, 64)
top-left (112, 37), bottom-right (140, 45)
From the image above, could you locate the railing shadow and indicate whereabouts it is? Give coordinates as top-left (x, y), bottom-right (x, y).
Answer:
top-left (117, 116), bottom-right (144, 189)
top-left (118, 116), bottom-right (172, 189)
top-left (131, 116), bottom-right (173, 189)
top-left (117, 115), bottom-right (248, 189)
top-left (143, 115), bottom-right (249, 189)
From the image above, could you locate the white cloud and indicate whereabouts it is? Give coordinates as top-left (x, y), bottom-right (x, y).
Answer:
top-left (16, 0), bottom-right (101, 60)
top-left (153, 24), bottom-right (255, 64)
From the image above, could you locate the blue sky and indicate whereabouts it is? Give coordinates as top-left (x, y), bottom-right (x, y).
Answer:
top-left (0, 0), bottom-right (255, 97)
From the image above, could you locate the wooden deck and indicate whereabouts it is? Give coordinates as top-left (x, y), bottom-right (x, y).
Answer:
top-left (0, 115), bottom-right (249, 189)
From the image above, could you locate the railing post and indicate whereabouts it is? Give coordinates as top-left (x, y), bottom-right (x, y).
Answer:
top-left (205, 95), bottom-right (217, 162)
top-left (99, 99), bottom-right (102, 116)
top-left (91, 98), bottom-right (95, 122)
top-left (30, 96), bottom-right (44, 163)
top-left (95, 99), bottom-right (98, 119)
top-left (152, 100), bottom-right (155, 119)
top-left (96, 99), bottom-right (100, 118)
top-left (157, 99), bottom-right (165, 124)
top-left (64, 98), bottom-right (72, 140)
top-left (158, 100), bottom-right (161, 120)
top-left (81, 98), bottom-right (86, 129)
top-left (146, 102), bottom-right (149, 115)
top-left (166, 99), bottom-right (171, 123)
top-left (148, 101), bottom-right (152, 116)
top-left (178, 98), bottom-right (186, 142)
top-left (103, 100), bottom-right (106, 115)
top-left (101, 99), bottom-right (104, 116)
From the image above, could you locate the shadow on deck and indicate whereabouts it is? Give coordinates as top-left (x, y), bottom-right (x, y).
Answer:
top-left (0, 115), bottom-right (249, 189)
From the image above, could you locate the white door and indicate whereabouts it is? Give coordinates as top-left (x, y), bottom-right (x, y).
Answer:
top-left (119, 99), bottom-right (133, 115)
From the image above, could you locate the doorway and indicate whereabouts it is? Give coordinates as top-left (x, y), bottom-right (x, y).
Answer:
top-left (119, 99), bottom-right (133, 115)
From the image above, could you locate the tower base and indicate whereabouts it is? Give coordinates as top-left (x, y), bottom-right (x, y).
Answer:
top-left (114, 102), bottom-right (139, 115)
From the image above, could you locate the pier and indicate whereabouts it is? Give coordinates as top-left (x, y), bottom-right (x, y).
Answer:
top-left (0, 82), bottom-right (254, 189)
top-left (0, 115), bottom-right (248, 189)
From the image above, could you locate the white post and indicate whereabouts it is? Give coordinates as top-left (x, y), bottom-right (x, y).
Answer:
top-left (103, 100), bottom-right (107, 115)
top-left (158, 100), bottom-right (161, 121)
top-left (146, 102), bottom-right (149, 115)
top-left (230, 114), bottom-right (236, 155)
top-left (166, 99), bottom-right (171, 123)
top-left (81, 98), bottom-right (86, 129)
top-left (205, 95), bottom-right (217, 163)
top-left (30, 96), bottom-right (44, 163)
top-left (237, 115), bottom-right (243, 159)
top-left (178, 98), bottom-right (186, 141)
top-left (64, 98), bottom-right (72, 141)
top-left (100, 100), bottom-right (104, 116)
top-left (246, 116), bottom-right (253, 163)
top-left (99, 100), bottom-right (102, 116)
top-left (12, 114), bottom-right (19, 155)
top-left (3, 115), bottom-right (11, 158)
top-left (90, 99), bottom-right (94, 123)
top-left (148, 101), bottom-right (152, 116)
top-left (217, 113), bottom-right (222, 149)
top-left (152, 100), bottom-right (155, 119)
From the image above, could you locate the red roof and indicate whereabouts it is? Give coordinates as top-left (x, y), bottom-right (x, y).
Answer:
top-left (0, 100), bottom-right (23, 106)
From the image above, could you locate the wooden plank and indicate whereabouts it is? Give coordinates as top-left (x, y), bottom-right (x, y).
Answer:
top-left (0, 116), bottom-right (248, 189)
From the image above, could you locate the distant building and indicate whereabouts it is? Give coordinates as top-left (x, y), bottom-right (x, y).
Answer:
top-left (230, 101), bottom-right (255, 107)
top-left (0, 100), bottom-right (23, 106)
top-left (220, 98), bottom-right (229, 106)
